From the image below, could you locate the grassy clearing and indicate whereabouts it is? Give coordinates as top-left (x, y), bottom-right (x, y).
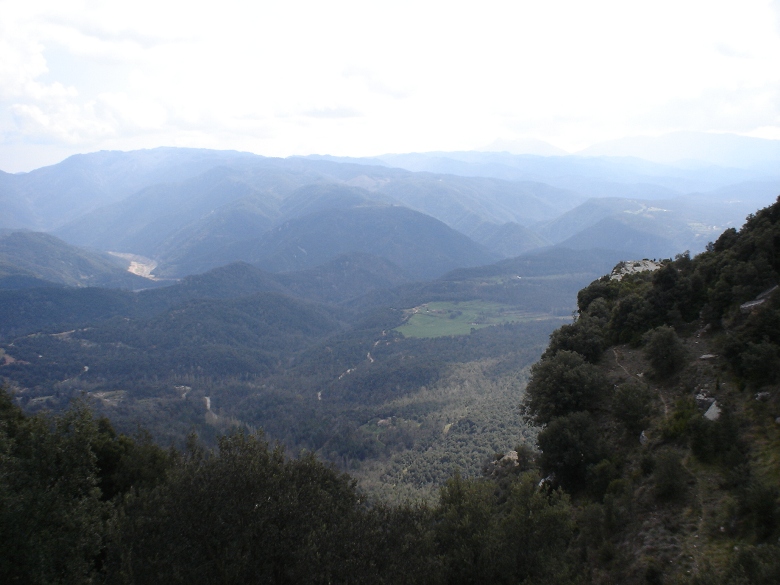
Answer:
top-left (395, 300), bottom-right (561, 338)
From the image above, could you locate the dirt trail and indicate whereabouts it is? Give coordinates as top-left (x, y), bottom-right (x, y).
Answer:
top-left (612, 348), bottom-right (635, 379)
top-left (612, 347), bottom-right (668, 417)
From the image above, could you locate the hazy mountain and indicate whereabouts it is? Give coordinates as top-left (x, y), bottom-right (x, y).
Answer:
top-left (368, 151), bottom-right (767, 197)
top-left (150, 196), bottom-right (279, 274)
top-left (537, 198), bottom-right (649, 244)
top-left (0, 231), bottom-right (155, 289)
top-left (278, 183), bottom-right (381, 219)
top-left (50, 153), bottom-right (578, 274)
top-left (274, 253), bottom-right (411, 304)
top-left (478, 137), bottom-right (568, 156)
top-left (0, 147), bottom-right (261, 231)
top-left (468, 221), bottom-right (550, 258)
top-left (208, 204), bottom-right (498, 281)
top-left (538, 196), bottom-right (739, 257)
top-left (372, 175), bottom-right (582, 231)
top-left (556, 217), bottom-right (679, 259)
top-left (7, 146), bottom-right (777, 286)
top-left (579, 131), bottom-right (780, 169)
top-left (53, 165), bottom-right (287, 255)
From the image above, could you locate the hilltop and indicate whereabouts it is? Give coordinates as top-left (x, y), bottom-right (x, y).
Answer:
top-left (513, 195), bottom-right (780, 582)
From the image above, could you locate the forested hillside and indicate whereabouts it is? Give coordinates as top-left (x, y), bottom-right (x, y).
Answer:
top-left (1, 246), bottom-right (600, 492)
top-left (4, 195), bottom-right (780, 583)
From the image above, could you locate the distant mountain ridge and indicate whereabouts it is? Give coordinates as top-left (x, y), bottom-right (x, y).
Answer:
top-left (578, 131), bottom-right (780, 168)
top-left (2, 145), bottom-right (779, 287)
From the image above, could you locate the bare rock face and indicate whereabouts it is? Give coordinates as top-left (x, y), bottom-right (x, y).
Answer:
top-left (704, 401), bottom-right (721, 421)
top-left (609, 259), bottom-right (662, 281)
top-left (739, 285), bottom-right (779, 313)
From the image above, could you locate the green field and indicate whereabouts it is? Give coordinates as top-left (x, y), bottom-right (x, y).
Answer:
top-left (395, 300), bottom-right (562, 338)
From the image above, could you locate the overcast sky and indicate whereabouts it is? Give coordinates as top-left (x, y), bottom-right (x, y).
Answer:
top-left (2, 0), bottom-right (780, 172)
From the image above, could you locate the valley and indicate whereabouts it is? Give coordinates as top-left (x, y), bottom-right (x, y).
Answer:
top-left (2, 147), bottom-right (780, 502)
top-left (2, 144), bottom-right (780, 583)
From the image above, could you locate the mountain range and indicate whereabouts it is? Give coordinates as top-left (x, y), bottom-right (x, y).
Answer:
top-left (2, 139), bottom-right (779, 291)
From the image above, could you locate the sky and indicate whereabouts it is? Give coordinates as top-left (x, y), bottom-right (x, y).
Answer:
top-left (2, 0), bottom-right (780, 172)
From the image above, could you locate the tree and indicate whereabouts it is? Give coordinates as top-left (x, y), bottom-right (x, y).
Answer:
top-left (491, 472), bottom-right (575, 583)
top-left (434, 473), bottom-right (495, 585)
top-left (0, 390), bottom-right (108, 585)
top-left (537, 411), bottom-right (606, 492)
top-left (523, 350), bottom-right (610, 425)
top-left (643, 325), bottom-right (687, 378)
top-left (110, 431), bottom-right (397, 584)
top-left (544, 314), bottom-right (605, 363)
top-left (612, 382), bottom-right (653, 435)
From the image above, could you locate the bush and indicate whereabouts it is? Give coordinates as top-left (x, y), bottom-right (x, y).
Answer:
top-left (537, 411), bottom-right (606, 492)
top-left (612, 382), bottom-right (653, 435)
top-left (523, 351), bottom-right (610, 425)
top-left (545, 315), bottom-right (605, 363)
top-left (661, 397), bottom-right (698, 441)
top-left (653, 449), bottom-right (687, 500)
top-left (643, 325), bottom-right (687, 378)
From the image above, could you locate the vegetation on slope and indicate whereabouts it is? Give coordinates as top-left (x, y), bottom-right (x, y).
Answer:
top-left (514, 196), bottom-right (780, 583)
top-left (4, 195), bottom-right (780, 583)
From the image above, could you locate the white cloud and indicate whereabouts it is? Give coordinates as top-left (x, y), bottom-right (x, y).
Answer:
top-left (1, 0), bottom-right (780, 170)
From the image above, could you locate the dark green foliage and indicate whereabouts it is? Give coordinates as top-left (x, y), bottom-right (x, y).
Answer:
top-left (725, 544), bottom-right (780, 585)
top-left (702, 276), bottom-right (780, 387)
top-left (434, 473), bottom-right (495, 584)
top-left (0, 286), bottom-right (138, 338)
top-left (653, 449), bottom-right (687, 500)
top-left (523, 350), bottom-right (610, 425)
top-left (612, 382), bottom-right (653, 435)
top-left (434, 471), bottom-right (575, 585)
top-left (692, 545), bottom-right (780, 585)
top-left (688, 408), bottom-right (740, 465)
top-left (1, 388), bottom-right (584, 584)
top-left (112, 432), bottom-right (383, 584)
top-left (488, 473), bottom-right (575, 583)
top-left (739, 482), bottom-right (780, 542)
top-left (91, 421), bottom-right (173, 501)
top-left (0, 392), bottom-right (108, 584)
top-left (577, 278), bottom-right (620, 313)
top-left (545, 314), bottom-right (605, 363)
top-left (643, 325), bottom-right (687, 378)
top-left (537, 411), bottom-right (606, 491)
top-left (609, 293), bottom-right (654, 344)
top-left (661, 397), bottom-right (699, 441)
top-left (740, 341), bottom-right (780, 386)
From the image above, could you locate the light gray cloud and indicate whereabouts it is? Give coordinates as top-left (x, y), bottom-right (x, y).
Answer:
top-left (632, 85), bottom-right (780, 135)
top-left (773, 0), bottom-right (780, 34)
top-left (42, 15), bottom-right (174, 50)
top-left (342, 67), bottom-right (408, 99)
top-left (3, 1), bottom-right (780, 171)
top-left (715, 43), bottom-right (752, 59)
top-left (301, 107), bottom-right (362, 119)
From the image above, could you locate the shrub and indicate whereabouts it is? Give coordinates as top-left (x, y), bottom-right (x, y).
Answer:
top-left (523, 351), bottom-right (610, 425)
top-left (537, 411), bottom-right (606, 492)
top-left (612, 382), bottom-right (653, 435)
top-left (653, 449), bottom-right (687, 500)
top-left (643, 325), bottom-right (687, 378)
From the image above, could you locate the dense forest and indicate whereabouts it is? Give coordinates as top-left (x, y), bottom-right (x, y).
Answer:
top-left (4, 196), bottom-right (780, 583)
top-left (1, 245), bottom-right (607, 497)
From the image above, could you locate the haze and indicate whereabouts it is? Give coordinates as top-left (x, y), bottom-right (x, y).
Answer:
top-left (2, 0), bottom-right (780, 172)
